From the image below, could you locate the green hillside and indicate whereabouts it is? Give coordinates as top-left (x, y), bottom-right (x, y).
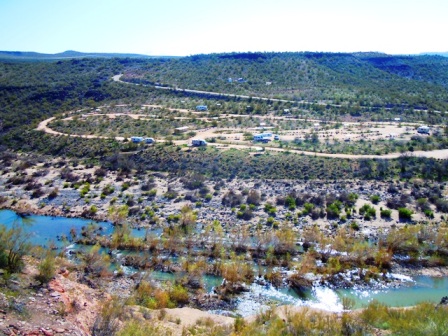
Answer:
top-left (122, 52), bottom-right (448, 111)
top-left (0, 51), bottom-right (447, 136)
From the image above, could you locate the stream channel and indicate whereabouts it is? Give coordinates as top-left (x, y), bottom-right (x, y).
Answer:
top-left (1, 209), bottom-right (447, 316)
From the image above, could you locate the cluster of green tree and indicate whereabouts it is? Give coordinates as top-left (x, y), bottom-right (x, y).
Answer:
top-left (121, 52), bottom-right (448, 111)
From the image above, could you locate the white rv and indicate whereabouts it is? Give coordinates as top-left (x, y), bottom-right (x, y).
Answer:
top-left (131, 136), bottom-right (144, 143)
top-left (253, 132), bottom-right (273, 142)
top-left (417, 126), bottom-right (430, 134)
top-left (191, 139), bottom-right (207, 146)
top-left (145, 137), bottom-right (155, 144)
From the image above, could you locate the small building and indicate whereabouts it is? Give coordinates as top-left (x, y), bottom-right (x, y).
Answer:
top-left (417, 125), bottom-right (430, 134)
top-left (196, 105), bottom-right (208, 111)
top-left (394, 117), bottom-right (401, 122)
top-left (131, 136), bottom-right (144, 143)
top-left (191, 139), bottom-right (207, 146)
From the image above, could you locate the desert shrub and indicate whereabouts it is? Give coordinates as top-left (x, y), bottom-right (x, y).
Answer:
top-left (350, 221), bottom-right (360, 231)
top-left (246, 189), bottom-right (261, 205)
top-left (92, 298), bottom-right (123, 336)
top-left (370, 194), bottom-right (380, 204)
top-left (435, 198), bottom-right (448, 213)
top-left (48, 188), bottom-right (59, 200)
top-left (417, 198), bottom-right (431, 212)
top-left (35, 252), bottom-right (56, 284)
top-left (140, 179), bottom-right (156, 191)
top-left (117, 320), bottom-right (171, 336)
top-left (380, 208), bottom-right (392, 218)
top-left (285, 195), bottom-right (296, 210)
top-left (222, 189), bottom-right (243, 207)
top-left (31, 188), bottom-right (45, 198)
top-left (301, 202), bottom-right (314, 215)
top-left (398, 207), bottom-right (413, 221)
top-left (102, 184), bottom-right (115, 196)
top-left (359, 203), bottom-right (376, 220)
top-left (326, 201), bottom-right (342, 219)
top-left (94, 168), bottom-right (107, 177)
top-left (340, 192), bottom-right (358, 207)
top-left (361, 301), bottom-right (448, 335)
top-left (164, 187), bottom-right (178, 200)
top-left (0, 224), bottom-right (32, 273)
top-left (169, 284), bottom-right (189, 305)
top-left (60, 168), bottom-right (79, 182)
top-left (181, 172), bottom-right (205, 190)
top-left (424, 209), bottom-right (434, 218)
top-left (82, 244), bottom-right (111, 277)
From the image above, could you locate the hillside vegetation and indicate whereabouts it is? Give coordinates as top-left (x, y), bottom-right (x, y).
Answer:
top-left (122, 52), bottom-right (448, 111)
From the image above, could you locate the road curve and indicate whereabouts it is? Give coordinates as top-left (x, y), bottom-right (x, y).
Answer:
top-left (112, 74), bottom-right (448, 114)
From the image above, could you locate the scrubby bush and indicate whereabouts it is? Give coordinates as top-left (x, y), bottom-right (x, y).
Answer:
top-left (380, 208), bottom-right (392, 218)
top-left (264, 203), bottom-right (277, 216)
top-left (370, 194), bottom-right (380, 204)
top-left (359, 203), bottom-right (376, 220)
top-left (0, 224), bottom-right (32, 273)
top-left (35, 252), bottom-right (56, 284)
top-left (398, 207), bottom-right (413, 221)
top-left (326, 201), bottom-right (342, 219)
top-left (246, 189), bottom-right (261, 205)
top-left (222, 189), bottom-right (243, 207)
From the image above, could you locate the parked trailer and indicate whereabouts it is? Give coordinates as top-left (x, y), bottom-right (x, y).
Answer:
top-left (191, 139), bottom-right (207, 146)
top-left (253, 132), bottom-right (273, 142)
top-left (196, 105), bottom-right (208, 111)
top-left (145, 137), bottom-right (155, 144)
top-left (131, 136), bottom-right (144, 143)
top-left (417, 125), bottom-right (430, 134)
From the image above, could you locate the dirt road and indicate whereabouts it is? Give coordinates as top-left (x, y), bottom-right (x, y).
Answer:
top-left (36, 116), bottom-right (448, 159)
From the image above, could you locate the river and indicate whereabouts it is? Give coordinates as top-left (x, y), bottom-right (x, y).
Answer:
top-left (1, 209), bottom-right (446, 316)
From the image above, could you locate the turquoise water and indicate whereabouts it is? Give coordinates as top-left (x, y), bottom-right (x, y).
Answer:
top-left (0, 209), bottom-right (156, 248)
top-left (337, 275), bottom-right (448, 309)
top-left (1, 209), bottom-right (447, 310)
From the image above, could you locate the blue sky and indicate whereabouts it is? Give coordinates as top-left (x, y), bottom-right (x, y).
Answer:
top-left (0, 0), bottom-right (446, 56)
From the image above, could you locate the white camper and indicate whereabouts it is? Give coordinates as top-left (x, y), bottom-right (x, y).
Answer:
top-left (417, 125), bottom-right (430, 134)
top-left (191, 139), bottom-right (207, 146)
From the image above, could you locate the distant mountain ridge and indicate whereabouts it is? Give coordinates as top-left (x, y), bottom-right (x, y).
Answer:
top-left (419, 52), bottom-right (448, 57)
top-left (0, 50), bottom-right (171, 59)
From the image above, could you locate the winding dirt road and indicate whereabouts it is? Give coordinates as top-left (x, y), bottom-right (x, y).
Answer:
top-left (35, 76), bottom-right (448, 159)
top-left (36, 115), bottom-right (448, 159)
